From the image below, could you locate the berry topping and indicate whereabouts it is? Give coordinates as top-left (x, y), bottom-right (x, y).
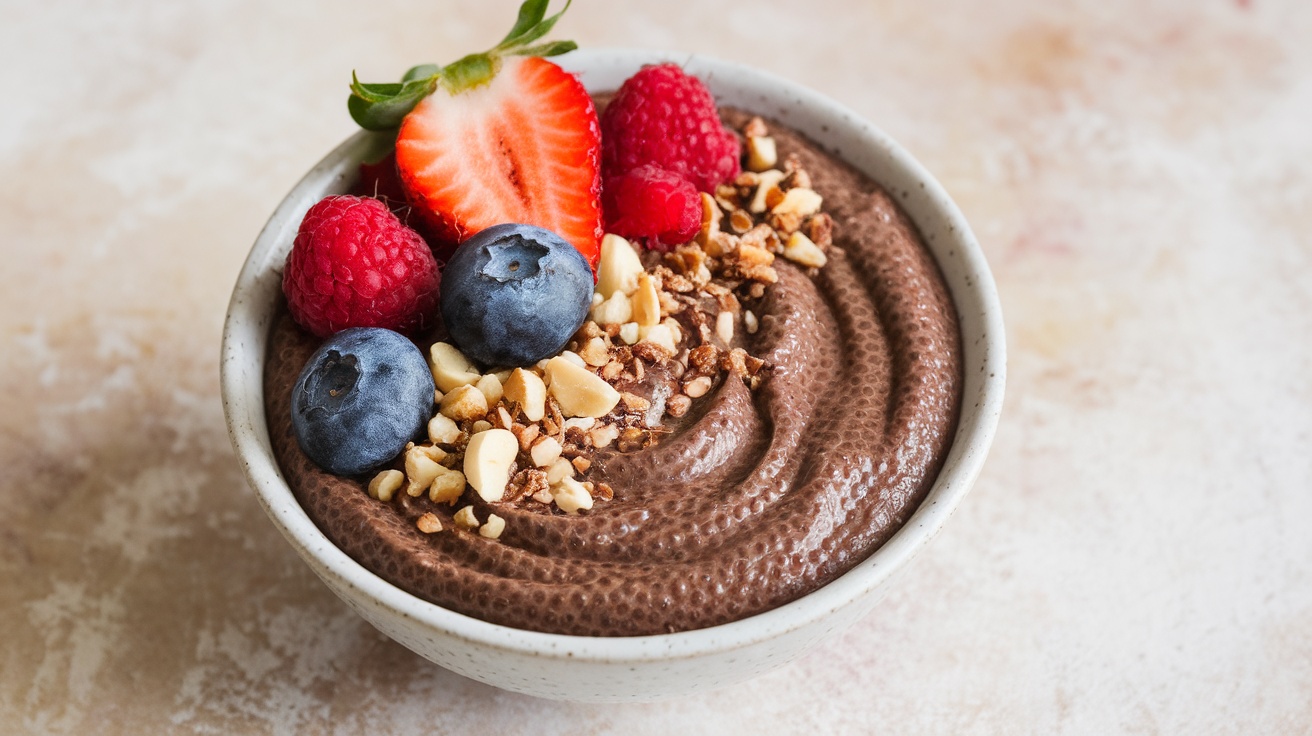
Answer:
top-left (439, 223), bottom-right (593, 367)
top-left (283, 195), bottom-right (440, 339)
top-left (291, 327), bottom-right (435, 476)
top-left (600, 63), bottom-right (741, 194)
top-left (348, 1), bottom-right (602, 267)
top-left (602, 164), bottom-right (701, 250)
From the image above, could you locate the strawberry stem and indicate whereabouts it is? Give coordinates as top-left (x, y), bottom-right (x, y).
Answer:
top-left (348, 0), bottom-right (577, 131)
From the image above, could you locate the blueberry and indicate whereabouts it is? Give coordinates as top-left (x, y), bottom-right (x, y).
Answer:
top-left (440, 223), bottom-right (593, 367)
top-left (290, 327), bottom-right (434, 476)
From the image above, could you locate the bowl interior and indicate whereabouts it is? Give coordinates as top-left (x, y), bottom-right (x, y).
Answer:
top-left (221, 48), bottom-right (1005, 663)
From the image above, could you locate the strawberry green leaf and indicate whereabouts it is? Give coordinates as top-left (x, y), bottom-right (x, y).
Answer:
top-left (500, 0), bottom-right (550, 45)
top-left (402, 64), bottom-right (441, 83)
top-left (348, 72), bottom-right (439, 130)
top-left (496, 0), bottom-right (571, 51)
top-left (507, 40), bottom-right (577, 58)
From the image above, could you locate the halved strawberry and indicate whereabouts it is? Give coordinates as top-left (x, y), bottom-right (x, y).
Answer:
top-left (395, 56), bottom-right (602, 266)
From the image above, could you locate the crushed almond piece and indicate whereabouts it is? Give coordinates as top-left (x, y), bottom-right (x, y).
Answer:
top-left (428, 465), bottom-right (465, 505)
top-left (589, 423), bottom-right (619, 449)
top-left (571, 456), bottom-right (591, 474)
top-left (416, 513), bottom-right (443, 534)
top-left (746, 135), bottom-right (778, 172)
top-left (745, 310), bottom-right (759, 334)
top-left (513, 422), bottom-right (541, 452)
top-left (550, 476), bottom-right (593, 514)
top-left (440, 384), bottom-right (488, 422)
top-left (620, 392), bottom-right (651, 413)
top-left (479, 514), bottom-right (506, 539)
top-left (530, 435), bottom-right (563, 467)
top-left (453, 505), bottom-right (479, 531)
top-left (368, 469), bottom-right (404, 502)
top-left (579, 336), bottom-right (610, 367)
top-left (808, 212), bottom-right (834, 247)
top-left (784, 231), bottom-right (828, 268)
top-left (684, 375), bottom-right (713, 398)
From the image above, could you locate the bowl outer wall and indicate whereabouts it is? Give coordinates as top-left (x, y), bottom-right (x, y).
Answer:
top-left (220, 48), bottom-right (1006, 701)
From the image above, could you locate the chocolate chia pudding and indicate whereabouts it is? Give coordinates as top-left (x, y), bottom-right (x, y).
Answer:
top-left (264, 109), bottom-right (963, 637)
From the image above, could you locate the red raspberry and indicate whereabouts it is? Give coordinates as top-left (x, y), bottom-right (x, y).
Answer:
top-left (601, 64), bottom-right (741, 193)
top-left (283, 195), bottom-right (440, 338)
top-left (602, 164), bottom-right (702, 250)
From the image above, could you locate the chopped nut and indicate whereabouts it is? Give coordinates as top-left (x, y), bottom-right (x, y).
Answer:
top-left (617, 427), bottom-right (652, 452)
top-left (546, 456), bottom-right (575, 485)
top-left (545, 356), bottom-right (621, 418)
top-left (589, 422), bottom-right (619, 449)
top-left (494, 405), bottom-right (515, 431)
top-left (572, 456), bottom-right (592, 474)
top-left (453, 505), bottom-right (479, 531)
top-left (404, 444), bottom-right (446, 497)
top-left (463, 428), bottom-right (518, 502)
top-left (618, 322), bottom-right (641, 345)
top-left (728, 208), bottom-right (754, 234)
top-left (808, 212), bottom-right (834, 247)
top-left (579, 336), bottom-right (610, 367)
top-left (746, 135), bottom-right (778, 172)
top-left (666, 393), bottom-right (692, 417)
top-left (724, 347), bottom-right (751, 376)
top-left (512, 421), bottom-right (540, 452)
top-left (771, 187), bottom-right (823, 217)
top-left (428, 465), bottom-right (466, 505)
top-left (550, 476), bottom-right (593, 514)
top-left (428, 414), bottom-right (461, 445)
top-left (620, 392), bottom-right (651, 413)
top-left (764, 185), bottom-right (786, 211)
top-left (750, 170), bottom-right (786, 213)
top-left (689, 344), bottom-right (720, 373)
top-left (368, 469), bottom-right (404, 502)
top-left (684, 375), bottom-right (714, 398)
top-left (440, 384), bottom-right (488, 422)
top-left (601, 359), bottom-right (625, 381)
top-left (716, 310), bottom-right (735, 344)
top-left (631, 272), bottom-right (661, 327)
top-left (638, 323), bottom-right (677, 355)
top-left (416, 513), bottom-right (443, 534)
top-left (745, 310), bottom-right (759, 334)
top-left (593, 482), bottom-right (615, 501)
top-left (429, 342), bottom-right (481, 393)
top-left (743, 116), bottom-right (769, 138)
top-left (591, 290), bottom-right (633, 325)
top-left (530, 435), bottom-right (563, 467)
top-left (576, 320), bottom-right (603, 341)
top-left (471, 419), bottom-right (493, 434)
top-left (783, 230), bottom-right (828, 268)
top-left (559, 350), bottom-right (587, 368)
top-left (596, 234), bottom-right (644, 299)
top-left (479, 513), bottom-right (506, 539)
top-left (738, 244), bottom-right (776, 268)
top-left (476, 373), bottom-right (503, 406)
top-left (696, 193), bottom-right (723, 248)
top-left (503, 368), bottom-right (547, 422)
top-left (509, 468), bottom-right (549, 503)
top-left (769, 210), bottom-right (804, 235)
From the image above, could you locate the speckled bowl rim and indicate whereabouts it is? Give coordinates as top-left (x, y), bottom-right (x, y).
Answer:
top-left (222, 48), bottom-right (1005, 666)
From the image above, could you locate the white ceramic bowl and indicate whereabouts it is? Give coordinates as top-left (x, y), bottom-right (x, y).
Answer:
top-left (221, 49), bottom-right (1005, 702)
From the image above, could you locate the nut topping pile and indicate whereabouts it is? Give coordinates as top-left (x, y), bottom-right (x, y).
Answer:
top-left (368, 117), bottom-right (836, 539)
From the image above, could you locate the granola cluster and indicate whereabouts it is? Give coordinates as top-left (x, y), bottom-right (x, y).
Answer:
top-left (367, 116), bottom-right (835, 540)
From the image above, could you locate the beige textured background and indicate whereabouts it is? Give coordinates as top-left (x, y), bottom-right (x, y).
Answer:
top-left (3, 0), bottom-right (1310, 733)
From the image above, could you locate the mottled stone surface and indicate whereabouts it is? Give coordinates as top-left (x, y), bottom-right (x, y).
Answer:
top-left (2, 0), bottom-right (1309, 732)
